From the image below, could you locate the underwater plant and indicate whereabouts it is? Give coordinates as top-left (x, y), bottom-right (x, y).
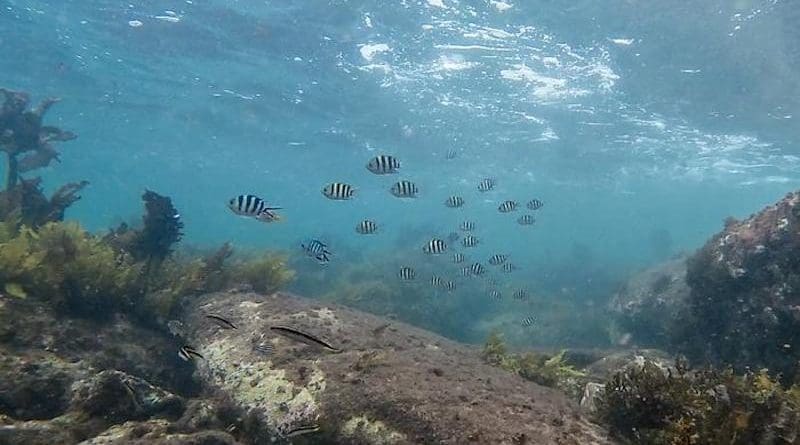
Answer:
top-left (0, 88), bottom-right (87, 227)
top-left (229, 253), bottom-right (295, 294)
top-left (598, 358), bottom-right (800, 444)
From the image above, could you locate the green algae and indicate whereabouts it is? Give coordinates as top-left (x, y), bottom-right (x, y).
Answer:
top-left (341, 415), bottom-right (407, 444)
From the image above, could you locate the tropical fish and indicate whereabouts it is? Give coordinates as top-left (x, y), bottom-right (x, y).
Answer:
top-left (356, 219), bottom-right (378, 234)
top-left (398, 266), bottom-right (416, 280)
top-left (502, 262), bottom-right (517, 273)
top-left (445, 196), bottom-right (465, 208)
top-left (452, 252), bottom-right (465, 263)
top-left (322, 182), bottom-right (355, 200)
top-left (498, 200), bottom-right (518, 213)
top-left (302, 239), bottom-right (332, 264)
top-left (228, 194), bottom-right (281, 222)
top-left (444, 280), bottom-right (456, 292)
top-left (390, 180), bottom-right (419, 198)
top-left (445, 149), bottom-right (458, 160)
top-left (488, 254), bottom-right (507, 265)
top-left (514, 289), bottom-right (529, 300)
top-left (253, 343), bottom-right (274, 355)
top-left (478, 178), bottom-right (495, 192)
top-left (517, 214), bottom-right (535, 225)
top-left (527, 199), bottom-right (544, 210)
top-left (366, 155), bottom-right (400, 174)
top-left (178, 345), bottom-right (204, 361)
top-left (469, 262), bottom-right (486, 276)
top-left (522, 316), bottom-right (535, 326)
top-left (461, 235), bottom-right (479, 248)
top-left (423, 238), bottom-right (447, 254)
top-left (269, 326), bottom-right (341, 352)
top-left (459, 220), bottom-right (475, 231)
top-left (490, 290), bottom-right (502, 300)
top-left (460, 266), bottom-right (473, 277)
top-left (283, 424), bottom-right (321, 438)
top-left (430, 275), bottom-right (443, 287)
top-left (205, 314), bottom-right (237, 330)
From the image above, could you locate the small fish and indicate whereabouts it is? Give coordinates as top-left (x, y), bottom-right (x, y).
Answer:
top-left (398, 266), bottom-right (416, 280)
top-left (502, 262), bottom-right (517, 273)
top-left (443, 280), bottom-right (456, 292)
top-left (390, 180), bottom-right (419, 198)
top-left (178, 345), bottom-right (204, 361)
top-left (514, 289), bottom-right (529, 300)
top-left (356, 219), bottom-right (378, 234)
top-left (322, 182), bottom-right (355, 200)
top-left (452, 252), bottom-right (465, 263)
top-left (498, 200), bottom-right (518, 213)
top-left (517, 214), bottom-right (536, 225)
top-left (445, 149), bottom-right (458, 160)
top-left (366, 155), bottom-right (400, 174)
top-left (447, 232), bottom-right (460, 243)
top-left (205, 314), bottom-right (237, 330)
top-left (460, 266), bottom-right (473, 277)
top-left (430, 275), bottom-right (443, 287)
top-left (527, 199), bottom-right (544, 210)
top-left (486, 278), bottom-right (500, 287)
top-left (283, 424), bottom-right (321, 438)
top-left (522, 316), bottom-right (535, 326)
top-left (488, 254), bottom-right (507, 265)
top-left (459, 220), bottom-right (475, 232)
top-left (253, 343), bottom-right (274, 355)
top-left (270, 326), bottom-right (341, 353)
top-left (445, 195), bottom-right (465, 208)
top-left (423, 238), bottom-right (447, 254)
top-left (302, 240), bottom-right (332, 264)
top-left (478, 178), bottom-right (496, 192)
top-left (461, 235), bottom-right (479, 248)
top-left (470, 262), bottom-right (486, 276)
top-left (228, 194), bottom-right (281, 222)
top-left (490, 290), bottom-right (502, 300)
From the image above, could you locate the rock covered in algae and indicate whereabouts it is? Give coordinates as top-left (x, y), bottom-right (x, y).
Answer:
top-left (180, 291), bottom-right (616, 444)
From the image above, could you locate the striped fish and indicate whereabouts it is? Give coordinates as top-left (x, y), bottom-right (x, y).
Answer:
top-left (478, 178), bottom-right (495, 192)
top-left (452, 252), bottom-right (465, 264)
top-left (488, 254), bottom-right (507, 265)
top-left (527, 199), bottom-right (544, 210)
top-left (445, 196), bottom-right (465, 208)
top-left (228, 194), bottom-right (281, 222)
top-left (355, 219), bottom-right (378, 234)
top-left (390, 180), bottom-right (419, 198)
top-left (430, 275), bottom-right (443, 287)
top-left (459, 220), bottom-right (475, 232)
top-left (513, 289), bottom-right (529, 300)
top-left (502, 262), bottom-right (517, 273)
top-left (423, 238), bottom-right (447, 254)
top-left (445, 149), bottom-right (458, 160)
top-left (322, 182), bottom-right (355, 200)
top-left (460, 266), bottom-right (473, 277)
top-left (301, 240), bottom-right (331, 264)
top-left (461, 235), bottom-right (479, 248)
top-left (398, 266), bottom-right (416, 281)
top-left (498, 200), bottom-right (518, 213)
top-left (178, 345), bottom-right (204, 361)
top-left (517, 214), bottom-right (535, 225)
top-left (253, 343), bottom-right (274, 355)
top-left (490, 290), bottom-right (502, 300)
top-left (470, 262), bottom-right (486, 276)
top-left (522, 316), bottom-right (535, 327)
top-left (444, 281), bottom-right (456, 292)
top-left (366, 155), bottom-right (401, 174)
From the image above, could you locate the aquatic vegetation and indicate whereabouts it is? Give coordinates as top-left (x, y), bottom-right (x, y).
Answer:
top-left (0, 88), bottom-right (87, 227)
top-left (229, 253), bottom-right (295, 294)
top-left (481, 331), bottom-right (586, 396)
top-left (598, 358), bottom-right (800, 444)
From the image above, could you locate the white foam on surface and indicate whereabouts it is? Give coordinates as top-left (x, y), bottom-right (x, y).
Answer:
top-left (359, 43), bottom-right (391, 61)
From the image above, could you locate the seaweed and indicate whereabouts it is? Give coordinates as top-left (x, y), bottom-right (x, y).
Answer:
top-left (229, 253), bottom-right (295, 294)
top-left (598, 358), bottom-right (800, 444)
top-left (129, 190), bottom-right (184, 264)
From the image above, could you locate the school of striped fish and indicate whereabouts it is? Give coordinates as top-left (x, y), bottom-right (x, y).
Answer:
top-left (227, 153), bottom-right (547, 328)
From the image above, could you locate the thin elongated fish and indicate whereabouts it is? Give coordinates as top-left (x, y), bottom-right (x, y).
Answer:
top-left (366, 155), bottom-right (400, 174)
top-left (228, 194), bottom-right (281, 222)
top-left (356, 219), bottom-right (378, 234)
top-left (390, 180), bottom-right (419, 198)
top-left (322, 182), bottom-right (355, 200)
top-left (498, 200), bottom-right (518, 213)
top-left (527, 199), bottom-right (544, 210)
top-left (423, 238), bottom-right (447, 254)
top-left (178, 345), bottom-right (204, 361)
top-left (270, 326), bottom-right (341, 352)
top-left (283, 424), bottom-right (321, 437)
top-left (205, 314), bottom-right (237, 329)
top-left (445, 195), bottom-right (465, 208)
top-left (478, 178), bottom-right (495, 192)
top-left (517, 214), bottom-right (535, 225)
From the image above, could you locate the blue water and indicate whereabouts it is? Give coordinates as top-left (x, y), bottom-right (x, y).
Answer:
top-left (3, 0), bottom-right (799, 344)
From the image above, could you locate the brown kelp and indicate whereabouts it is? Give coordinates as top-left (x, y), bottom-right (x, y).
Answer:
top-left (0, 88), bottom-right (87, 227)
top-left (598, 358), bottom-right (800, 444)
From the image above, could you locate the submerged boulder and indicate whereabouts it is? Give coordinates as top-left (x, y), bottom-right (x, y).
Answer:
top-left (681, 191), bottom-right (800, 381)
top-left (179, 291), bottom-right (616, 444)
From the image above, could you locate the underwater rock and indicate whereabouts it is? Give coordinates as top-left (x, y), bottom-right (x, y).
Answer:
top-left (180, 291), bottom-right (616, 444)
top-left (682, 191), bottom-right (800, 381)
top-left (579, 382), bottom-right (605, 415)
top-left (608, 256), bottom-right (690, 348)
top-left (582, 349), bottom-right (674, 382)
